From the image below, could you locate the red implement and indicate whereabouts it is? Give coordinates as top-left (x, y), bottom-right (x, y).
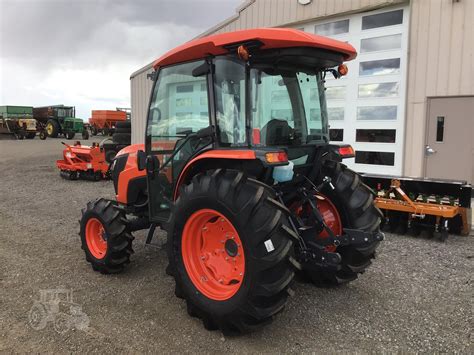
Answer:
top-left (56, 141), bottom-right (109, 180)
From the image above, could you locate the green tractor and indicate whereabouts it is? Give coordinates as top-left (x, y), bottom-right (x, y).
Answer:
top-left (33, 105), bottom-right (89, 140)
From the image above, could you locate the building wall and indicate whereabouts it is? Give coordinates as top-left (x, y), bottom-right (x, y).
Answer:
top-left (130, 65), bottom-right (154, 144)
top-left (404, 0), bottom-right (474, 177)
top-left (203, 0), bottom-right (407, 35)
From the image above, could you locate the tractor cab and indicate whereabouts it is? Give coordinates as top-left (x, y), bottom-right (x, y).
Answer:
top-left (144, 29), bottom-right (355, 221)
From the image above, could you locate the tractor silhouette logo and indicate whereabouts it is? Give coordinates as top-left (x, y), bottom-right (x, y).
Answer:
top-left (28, 289), bottom-right (90, 334)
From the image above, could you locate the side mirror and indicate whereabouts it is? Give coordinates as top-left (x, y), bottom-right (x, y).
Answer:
top-left (137, 150), bottom-right (146, 171)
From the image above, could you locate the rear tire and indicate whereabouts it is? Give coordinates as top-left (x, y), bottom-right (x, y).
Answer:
top-left (116, 121), bottom-right (131, 129)
top-left (46, 119), bottom-right (59, 138)
top-left (114, 127), bottom-right (131, 134)
top-left (79, 198), bottom-right (134, 274)
top-left (105, 150), bottom-right (117, 163)
top-left (167, 169), bottom-right (296, 334)
top-left (112, 133), bottom-right (131, 145)
top-left (306, 160), bottom-right (382, 286)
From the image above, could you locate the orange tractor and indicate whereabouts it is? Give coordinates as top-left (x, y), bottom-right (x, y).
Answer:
top-left (79, 29), bottom-right (383, 334)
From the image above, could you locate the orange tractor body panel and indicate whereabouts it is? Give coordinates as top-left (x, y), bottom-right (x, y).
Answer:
top-left (153, 28), bottom-right (357, 69)
top-left (115, 144), bottom-right (147, 204)
top-left (173, 150), bottom-right (257, 200)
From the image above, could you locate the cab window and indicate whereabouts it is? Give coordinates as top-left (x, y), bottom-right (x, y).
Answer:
top-left (147, 60), bottom-right (210, 150)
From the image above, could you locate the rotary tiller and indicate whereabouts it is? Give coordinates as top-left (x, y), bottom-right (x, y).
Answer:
top-left (56, 141), bottom-right (110, 181)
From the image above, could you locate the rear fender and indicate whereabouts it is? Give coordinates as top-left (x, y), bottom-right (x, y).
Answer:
top-left (173, 150), bottom-right (260, 200)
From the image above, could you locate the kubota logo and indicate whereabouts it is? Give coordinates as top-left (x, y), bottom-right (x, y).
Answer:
top-left (28, 288), bottom-right (90, 334)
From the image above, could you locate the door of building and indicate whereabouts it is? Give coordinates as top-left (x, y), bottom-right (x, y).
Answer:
top-left (425, 97), bottom-right (474, 184)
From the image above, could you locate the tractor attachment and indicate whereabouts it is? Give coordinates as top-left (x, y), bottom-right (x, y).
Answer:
top-left (56, 141), bottom-right (110, 181)
top-left (362, 174), bottom-right (472, 241)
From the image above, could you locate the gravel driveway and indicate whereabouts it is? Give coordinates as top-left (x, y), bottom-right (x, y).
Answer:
top-left (0, 138), bottom-right (472, 353)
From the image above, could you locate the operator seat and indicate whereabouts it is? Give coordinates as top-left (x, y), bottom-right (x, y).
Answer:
top-left (260, 119), bottom-right (291, 146)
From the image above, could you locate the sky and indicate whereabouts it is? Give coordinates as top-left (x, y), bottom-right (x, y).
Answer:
top-left (0, 0), bottom-right (242, 119)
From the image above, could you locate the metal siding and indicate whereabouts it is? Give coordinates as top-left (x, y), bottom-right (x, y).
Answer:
top-left (131, 69), bottom-right (153, 145)
top-left (210, 0), bottom-right (406, 32)
top-left (403, 0), bottom-right (474, 177)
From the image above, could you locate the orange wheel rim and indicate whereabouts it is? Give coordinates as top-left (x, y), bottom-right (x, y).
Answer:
top-left (85, 218), bottom-right (107, 259)
top-left (294, 194), bottom-right (342, 252)
top-left (181, 209), bottom-right (245, 301)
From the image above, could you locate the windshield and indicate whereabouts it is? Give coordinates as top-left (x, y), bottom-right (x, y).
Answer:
top-left (250, 68), bottom-right (328, 146)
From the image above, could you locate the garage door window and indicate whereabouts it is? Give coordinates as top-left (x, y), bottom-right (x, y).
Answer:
top-left (314, 19), bottom-right (349, 36)
top-left (357, 106), bottom-right (397, 120)
top-left (328, 107), bottom-right (344, 121)
top-left (359, 58), bottom-right (400, 76)
top-left (362, 10), bottom-right (403, 30)
top-left (361, 34), bottom-right (402, 53)
top-left (358, 82), bottom-right (399, 98)
top-left (355, 151), bottom-right (395, 166)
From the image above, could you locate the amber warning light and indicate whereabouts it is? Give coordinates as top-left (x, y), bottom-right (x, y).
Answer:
top-left (338, 64), bottom-right (348, 76)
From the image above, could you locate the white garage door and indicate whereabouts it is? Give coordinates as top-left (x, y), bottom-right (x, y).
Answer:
top-left (296, 5), bottom-right (409, 175)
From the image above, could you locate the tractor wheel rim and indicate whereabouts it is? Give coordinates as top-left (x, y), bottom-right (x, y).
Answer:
top-left (46, 124), bottom-right (53, 135)
top-left (295, 194), bottom-right (342, 252)
top-left (85, 218), bottom-right (107, 259)
top-left (182, 209), bottom-right (245, 301)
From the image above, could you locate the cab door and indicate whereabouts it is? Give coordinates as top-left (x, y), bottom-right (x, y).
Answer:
top-left (145, 60), bottom-right (212, 222)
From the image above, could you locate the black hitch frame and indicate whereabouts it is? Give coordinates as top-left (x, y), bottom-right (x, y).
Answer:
top-left (276, 176), bottom-right (384, 272)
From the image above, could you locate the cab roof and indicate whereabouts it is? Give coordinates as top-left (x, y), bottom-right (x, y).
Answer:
top-left (152, 28), bottom-right (357, 69)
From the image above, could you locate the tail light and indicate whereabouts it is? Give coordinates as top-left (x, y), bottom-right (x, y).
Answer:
top-left (338, 145), bottom-right (355, 158)
top-left (265, 151), bottom-right (288, 164)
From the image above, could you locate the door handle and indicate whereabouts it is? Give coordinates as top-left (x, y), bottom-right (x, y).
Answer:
top-left (146, 155), bottom-right (160, 178)
top-left (425, 145), bottom-right (437, 156)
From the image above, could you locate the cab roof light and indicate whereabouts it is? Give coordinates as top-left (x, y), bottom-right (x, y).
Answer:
top-left (265, 151), bottom-right (288, 164)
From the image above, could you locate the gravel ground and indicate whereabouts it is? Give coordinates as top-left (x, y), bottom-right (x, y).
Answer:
top-left (0, 138), bottom-right (473, 353)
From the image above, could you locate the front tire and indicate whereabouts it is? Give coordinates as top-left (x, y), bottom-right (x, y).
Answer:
top-left (79, 198), bottom-right (134, 274)
top-left (167, 169), bottom-right (296, 334)
top-left (306, 161), bottom-right (382, 286)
